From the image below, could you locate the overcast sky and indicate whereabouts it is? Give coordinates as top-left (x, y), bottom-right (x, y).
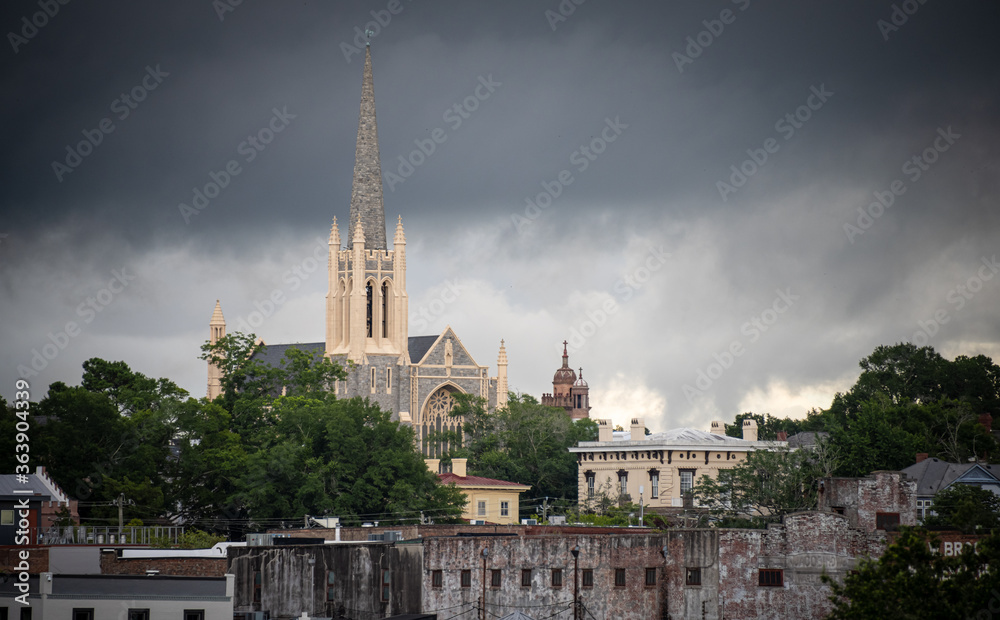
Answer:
top-left (2, 0), bottom-right (998, 432)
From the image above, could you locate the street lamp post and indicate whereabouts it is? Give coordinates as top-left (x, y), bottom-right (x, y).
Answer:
top-left (571, 544), bottom-right (580, 620)
top-left (481, 547), bottom-right (489, 620)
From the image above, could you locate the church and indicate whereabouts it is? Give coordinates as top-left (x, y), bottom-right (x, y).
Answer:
top-left (206, 42), bottom-right (507, 456)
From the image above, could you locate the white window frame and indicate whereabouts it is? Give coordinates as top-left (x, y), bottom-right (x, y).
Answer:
top-left (477, 500), bottom-right (487, 516)
top-left (680, 470), bottom-right (694, 495)
top-left (501, 501), bottom-right (509, 517)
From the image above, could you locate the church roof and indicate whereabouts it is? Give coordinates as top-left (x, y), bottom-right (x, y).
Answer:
top-left (408, 335), bottom-right (438, 364)
top-left (250, 337), bottom-right (440, 367)
top-left (251, 342), bottom-right (326, 369)
top-left (348, 44), bottom-right (387, 250)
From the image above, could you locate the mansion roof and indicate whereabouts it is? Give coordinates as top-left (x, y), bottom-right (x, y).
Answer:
top-left (570, 427), bottom-right (786, 452)
top-left (437, 473), bottom-right (531, 490)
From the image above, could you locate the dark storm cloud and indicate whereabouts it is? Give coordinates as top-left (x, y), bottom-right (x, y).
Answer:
top-left (1, 0), bottom-right (998, 427)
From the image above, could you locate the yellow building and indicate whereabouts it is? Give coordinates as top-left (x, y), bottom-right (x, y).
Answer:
top-left (426, 458), bottom-right (530, 525)
top-left (569, 418), bottom-right (786, 511)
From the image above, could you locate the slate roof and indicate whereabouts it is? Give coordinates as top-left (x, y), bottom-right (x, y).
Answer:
top-left (902, 458), bottom-right (1000, 496)
top-left (786, 431), bottom-right (830, 449)
top-left (0, 474), bottom-right (52, 499)
top-left (251, 341), bottom-right (326, 368)
top-left (250, 337), bottom-right (440, 366)
top-left (408, 335), bottom-right (438, 364)
top-left (645, 427), bottom-right (758, 445)
top-left (437, 473), bottom-right (530, 489)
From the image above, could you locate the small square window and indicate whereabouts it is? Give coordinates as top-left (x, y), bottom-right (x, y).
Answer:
top-left (0, 510), bottom-right (13, 525)
top-left (686, 568), bottom-right (701, 586)
top-left (73, 611), bottom-right (95, 620)
top-left (461, 569), bottom-right (472, 588)
top-left (614, 568), bottom-right (626, 587)
top-left (19, 610), bottom-right (30, 620)
top-left (876, 512), bottom-right (900, 531)
top-left (582, 569), bottom-right (594, 588)
top-left (491, 569), bottom-right (502, 588)
top-left (522, 569), bottom-right (532, 587)
top-left (184, 612), bottom-right (205, 620)
top-left (552, 568), bottom-right (563, 588)
top-left (432, 569), bottom-right (443, 588)
top-left (759, 569), bottom-right (783, 587)
top-left (645, 567), bottom-right (657, 586)
top-left (127, 611), bottom-right (150, 620)
top-left (501, 501), bottom-right (509, 517)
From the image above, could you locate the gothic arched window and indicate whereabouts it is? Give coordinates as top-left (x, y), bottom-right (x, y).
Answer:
top-left (365, 281), bottom-right (373, 338)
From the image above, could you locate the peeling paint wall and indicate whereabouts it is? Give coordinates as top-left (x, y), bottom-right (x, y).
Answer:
top-left (228, 543), bottom-right (422, 620)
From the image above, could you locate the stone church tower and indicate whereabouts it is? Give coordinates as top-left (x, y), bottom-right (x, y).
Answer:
top-left (206, 300), bottom-right (226, 400)
top-left (541, 342), bottom-right (591, 419)
top-left (206, 42), bottom-right (506, 456)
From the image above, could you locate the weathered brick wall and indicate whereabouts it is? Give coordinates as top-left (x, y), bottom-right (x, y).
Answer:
top-left (819, 471), bottom-right (916, 532)
top-left (269, 524), bottom-right (655, 542)
top-left (99, 550), bottom-right (226, 576)
top-left (0, 546), bottom-right (48, 573)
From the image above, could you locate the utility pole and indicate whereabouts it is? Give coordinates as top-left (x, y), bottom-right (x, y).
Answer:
top-left (117, 493), bottom-right (125, 539)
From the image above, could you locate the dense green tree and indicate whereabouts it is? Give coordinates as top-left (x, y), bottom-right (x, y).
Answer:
top-left (923, 485), bottom-right (1000, 534)
top-left (692, 448), bottom-right (821, 525)
top-left (824, 528), bottom-right (1000, 619)
top-left (724, 412), bottom-right (807, 440)
top-left (441, 393), bottom-right (598, 503)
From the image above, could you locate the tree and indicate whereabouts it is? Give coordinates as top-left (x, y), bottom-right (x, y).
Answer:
top-left (824, 528), bottom-right (1000, 619)
top-left (692, 448), bottom-right (821, 525)
top-left (442, 393), bottom-right (598, 503)
top-left (826, 396), bottom-right (927, 477)
top-left (237, 395), bottom-right (465, 528)
top-left (724, 412), bottom-right (806, 440)
top-left (923, 485), bottom-right (1000, 534)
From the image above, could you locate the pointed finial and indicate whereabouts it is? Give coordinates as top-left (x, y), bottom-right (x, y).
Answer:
top-left (353, 212), bottom-right (365, 244)
top-left (330, 217), bottom-right (341, 246)
top-left (562, 341), bottom-right (569, 366)
top-left (394, 214), bottom-right (406, 245)
top-left (497, 339), bottom-right (508, 365)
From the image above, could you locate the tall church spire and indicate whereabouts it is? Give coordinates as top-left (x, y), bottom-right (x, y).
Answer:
top-left (347, 44), bottom-right (387, 250)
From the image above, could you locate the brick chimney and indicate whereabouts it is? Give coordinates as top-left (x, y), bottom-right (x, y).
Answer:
top-left (776, 431), bottom-right (788, 442)
top-left (980, 413), bottom-right (993, 434)
top-left (915, 453), bottom-right (929, 463)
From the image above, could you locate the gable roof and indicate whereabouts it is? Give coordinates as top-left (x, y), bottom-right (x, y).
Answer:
top-left (408, 335), bottom-right (438, 365)
top-left (902, 458), bottom-right (1000, 496)
top-left (250, 341), bottom-right (326, 368)
top-left (437, 473), bottom-right (530, 490)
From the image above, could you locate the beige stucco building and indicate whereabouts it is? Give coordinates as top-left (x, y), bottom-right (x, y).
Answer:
top-left (569, 418), bottom-right (787, 511)
top-left (425, 458), bottom-right (530, 525)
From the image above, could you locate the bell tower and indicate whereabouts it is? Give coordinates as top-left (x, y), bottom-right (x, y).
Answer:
top-left (325, 41), bottom-right (408, 363)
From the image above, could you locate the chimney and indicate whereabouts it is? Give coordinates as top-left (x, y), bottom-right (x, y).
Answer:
top-left (630, 418), bottom-right (645, 441)
top-left (915, 453), bottom-right (929, 463)
top-left (776, 431), bottom-right (788, 442)
top-left (424, 459), bottom-right (441, 474)
top-left (742, 419), bottom-right (758, 442)
top-left (598, 419), bottom-right (613, 442)
top-left (710, 421), bottom-right (725, 435)
top-left (452, 458), bottom-right (467, 477)
top-left (980, 413), bottom-right (993, 434)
